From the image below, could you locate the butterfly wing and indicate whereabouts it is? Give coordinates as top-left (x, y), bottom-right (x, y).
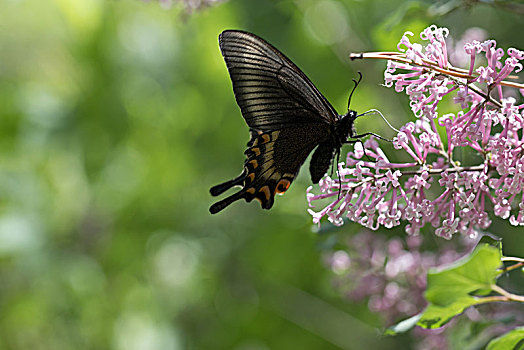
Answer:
top-left (218, 30), bottom-right (338, 129)
top-left (210, 30), bottom-right (339, 214)
top-left (310, 140), bottom-right (337, 184)
top-left (210, 126), bottom-right (329, 214)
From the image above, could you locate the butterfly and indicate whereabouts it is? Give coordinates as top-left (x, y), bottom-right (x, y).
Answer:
top-left (210, 30), bottom-right (387, 214)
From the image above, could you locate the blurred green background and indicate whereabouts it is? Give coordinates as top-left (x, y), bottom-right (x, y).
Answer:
top-left (0, 0), bottom-right (523, 349)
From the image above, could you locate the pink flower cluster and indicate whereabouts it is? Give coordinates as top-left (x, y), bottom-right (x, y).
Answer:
top-left (308, 25), bottom-right (524, 239)
top-left (327, 233), bottom-right (444, 323)
top-left (326, 232), bottom-right (470, 323)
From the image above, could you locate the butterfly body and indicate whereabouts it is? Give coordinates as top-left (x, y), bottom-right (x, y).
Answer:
top-left (309, 110), bottom-right (359, 182)
top-left (209, 30), bottom-right (362, 214)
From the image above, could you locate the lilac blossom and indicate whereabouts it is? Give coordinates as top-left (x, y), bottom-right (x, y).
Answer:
top-left (326, 232), bottom-right (471, 324)
top-left (309, 25), bottom-right (524, 239)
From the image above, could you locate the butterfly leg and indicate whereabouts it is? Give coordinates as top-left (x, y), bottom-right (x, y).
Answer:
top-left (343, 139), bottom-right (373, 162)
top-left (350, 132), bottom-right (392, 142)
top-left (335, 149), bottom-right (342, 199)
top-left (209, 170), bottom-right (247, 196)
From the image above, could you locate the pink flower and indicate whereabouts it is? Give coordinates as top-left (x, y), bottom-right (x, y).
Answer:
top-left (453, 86), bottom-right (472, 109)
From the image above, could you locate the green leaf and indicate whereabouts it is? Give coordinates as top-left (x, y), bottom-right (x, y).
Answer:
top-left (425, 244), bottom-right (502, 306)
top-left (417, 243), bottom-right (505, 330)
top-left (478, 234), bottom-right (503, 257)
top-left (417, 296), bottom-right (483, 329)
top-left (384, 313), bottom-right (422, 335)
top-left (486, 327), bottom-right (524, 350)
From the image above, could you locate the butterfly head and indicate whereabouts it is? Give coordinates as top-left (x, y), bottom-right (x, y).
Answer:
top-left (336, 110), bottom-right (358, 142)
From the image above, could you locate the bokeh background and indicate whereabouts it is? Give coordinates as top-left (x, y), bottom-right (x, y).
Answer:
top-left (0, 0), bottom-right (523, 349)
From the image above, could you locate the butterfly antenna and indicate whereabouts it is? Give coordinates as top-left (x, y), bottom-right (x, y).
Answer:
top-left (357, 108), bottom-right (400, 133)
top-left (347, 71), bottom-right (363, 111)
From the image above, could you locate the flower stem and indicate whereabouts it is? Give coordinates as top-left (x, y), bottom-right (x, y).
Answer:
top-left (491, 284), bottom-right (524, 302)
top-left (502, 256), bottom-right (524, 263)
top-left (396, 165), bottom-right (485, 176)
top-left (350, 51), bottom-right (524, 90)
top-left (500, 260), bottom-right (524, 273)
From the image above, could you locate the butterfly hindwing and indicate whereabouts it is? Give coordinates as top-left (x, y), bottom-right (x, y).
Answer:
top-left (243, 130), bottom-right (297, 209)
top-left (210, 124), bottom-right (329, 213)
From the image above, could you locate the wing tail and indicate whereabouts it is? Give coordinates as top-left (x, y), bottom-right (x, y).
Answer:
top-left (209, 189), bottom-right (246, 214)
top-left (210, 171), bottom-right (246, 196)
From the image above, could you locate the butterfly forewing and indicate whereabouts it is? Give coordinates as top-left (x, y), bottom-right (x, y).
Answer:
top-left (210, 30), bottom-right (341, 214)
top-left (219, 30), bottom-right (338, 129)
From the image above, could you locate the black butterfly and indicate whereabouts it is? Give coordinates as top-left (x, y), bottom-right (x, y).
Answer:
top-left (210, 30), bottom-right (385, 214)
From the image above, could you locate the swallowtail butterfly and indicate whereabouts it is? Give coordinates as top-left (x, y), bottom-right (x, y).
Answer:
top-left (210, 30), bottom-right (384, 214)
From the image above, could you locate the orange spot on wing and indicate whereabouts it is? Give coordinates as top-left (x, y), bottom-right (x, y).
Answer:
top-left (260, 134), bottom-right (270, 143)
top-left (251, 147), bottom-right (261, 156)
top-left (258, 185), bottom-right (271, 201)
top-left (249, 159), bottom-right (258, 169)
top-left (247, 173), bottom-right (255, 182)
top-left (246, 187), bottom-right (255, 194)
top-left (275, 179), bottom-right (291, 194)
